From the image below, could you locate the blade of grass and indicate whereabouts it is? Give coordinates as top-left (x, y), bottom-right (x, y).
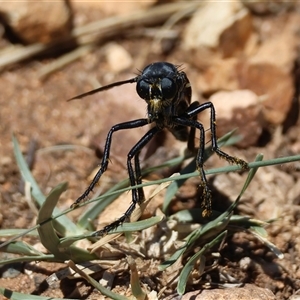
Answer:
top-left (68, 260), bottom-right (130, 300)
top-left (6, 151), bottom-right (296, 250)
top-left (69, 153), bottom-right (300, 218)
top-left (250, 228), bottom-right (284, 258)
top-left (128, 256), bottom-right (147, 300)
top-left (159, 239), bottom-right (190, 270)
top-left (0, 287), bottom-right (74, 300)
top-left (58, 216), bottom-right (163, 249)
top-left (0, 241), bottom-right (43, 256)
top-left (177, 231), bottom-right (227, 295)
top-left (0, 229), bottom-right (38, 237)
top-left (0, 255), bottom-right (57, 266)
top-left (37, 182), bottom-right (97, 262)
top-left (37, 182), bottom-right (71, 261)
top-left (12, 135), bottom-right (80, 235)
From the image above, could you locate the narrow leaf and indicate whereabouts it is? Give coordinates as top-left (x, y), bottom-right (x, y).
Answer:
top-left (0, 241), bottom-right (43, 256)
top-left (0, 287), bottom-right (74, 300)
top-left (68, 261), bottom-right (130, 300)
top-left (37, 182), bottom-right (70, 261)
top-left (12, 135), bottom-right (79, 235)
top-left (177, 231), bottom-right (227, 295)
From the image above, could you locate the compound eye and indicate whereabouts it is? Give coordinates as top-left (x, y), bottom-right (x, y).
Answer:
top-left (161, 77), bottom-right (177, 100)
top-left (136, 80), bottom-right (150, 100)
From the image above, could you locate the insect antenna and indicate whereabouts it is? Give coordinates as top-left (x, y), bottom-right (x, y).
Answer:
top-left (67, 77), bottom-right (139, 101)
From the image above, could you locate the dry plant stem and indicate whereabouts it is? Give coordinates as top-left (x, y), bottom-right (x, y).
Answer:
top-left (38, 44), bottom-right (94, 79)
top-left (0, 2), bottom-right (203, 73)
top-left (0, 44), bottom-right (49, 70)
top-left (40, 1), bottom-right (203, 78)
top-left (72, 2), bottom-right (203, 42)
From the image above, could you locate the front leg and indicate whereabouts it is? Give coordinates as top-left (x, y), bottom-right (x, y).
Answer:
top-left (93, 126), bottom-right (160, 236)
top-left (71, 118), bottom-right (149, 208)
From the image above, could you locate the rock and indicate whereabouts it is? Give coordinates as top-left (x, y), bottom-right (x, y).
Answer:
top-left (0, 0), bottom-right (73, 44)
top-left (1, 264), bottom-right (23, 279)
top-left (208, 90), bottom-right (263, 148)
top-left (198, 57), bottom-right (294, 126)
top-left (183, 1), bottom-right (252, 68)
top-left (236, 14), bottom-right (299, 125)
top-left (196, 58), bottom-right (240, 94)
top-left (192, 9), bottom-right (299, 126)
top-left (104, 43), bottom-right (133, 73)
top-left (182, 284), bottom-right (276, 300)
top-left (237, 62), bottom-right (294, 125)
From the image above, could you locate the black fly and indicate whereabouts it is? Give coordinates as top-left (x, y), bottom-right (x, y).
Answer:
top-left (69, 62), bottom-right (248, 236)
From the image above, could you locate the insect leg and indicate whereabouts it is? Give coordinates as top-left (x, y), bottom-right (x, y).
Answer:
top-left (71, 118), bottom-right (149, 208)
top-left (93, 126), bottom-right (160, 236)
top-left (186, 101), bottom-right (201, 152)
top-left (134, 150), bottom-right (145, 204)
top-left (186, 102), bottom-right (248, 170)
top-left (174, 117), bottom-right (212, 216)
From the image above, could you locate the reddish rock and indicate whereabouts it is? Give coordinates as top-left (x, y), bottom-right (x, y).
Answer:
top-left (0, 0), bottom-right (73, 44)
top-left (208, 89), bottom-right (263, 148)
top-left (237, 62), bottom-right (294, 125)
top-left (104, 43), bottom-right (133, 73)
top-left (183, 1), bottom-right (252, 68)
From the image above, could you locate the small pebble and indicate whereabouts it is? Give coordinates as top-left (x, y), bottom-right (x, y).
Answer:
top-left (1, 264), bottom-right (23, 278)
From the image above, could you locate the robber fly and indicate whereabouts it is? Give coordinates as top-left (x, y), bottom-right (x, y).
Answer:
top-left (69, 62), bottom-right (248, 236)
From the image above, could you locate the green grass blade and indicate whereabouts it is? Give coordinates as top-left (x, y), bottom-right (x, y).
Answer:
top-left (240, 153), bottom-right (263, 195)
top-left (177, 231), bottom-right (227, 295)
top-left (0, 287), bottom-right (74, 300)
top-left (0, 255), bottom-right (57, 266)
top-left (128, 256), bottom-right (147, 300)
top-left (250, 227), bottom-right (284, 258)
top-left (37, 182), bottom-right (70, 261)
top-left (59, 216), bottom-right (164, 248)
top-left (0, 229), bottom-right (38, 237)
top-left (0, 241), bottom-right (43, 256)
top-left (12, 135), bottom-right (45, 204)
top-left (69, 261), bottom-right (130, 300)
top-left (58, 232), bottom-right (94, 248)
top-left (37, 182), bottom-right (97, 262)
top-left (12, 135), bottom-right (79, 235)
top-left (105, 215), bottom-right (164, 234)
top-left (68, 152), bottom-right (300, 223)
top-left (159, 230), bottom-right (198, 270)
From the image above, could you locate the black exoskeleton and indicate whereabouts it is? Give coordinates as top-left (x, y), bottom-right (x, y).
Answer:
top-left (69, 62), bottom-right (248, 236)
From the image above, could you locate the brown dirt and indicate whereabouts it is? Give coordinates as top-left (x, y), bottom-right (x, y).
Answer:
top-left (0, 2), bottom-right (300, 300)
